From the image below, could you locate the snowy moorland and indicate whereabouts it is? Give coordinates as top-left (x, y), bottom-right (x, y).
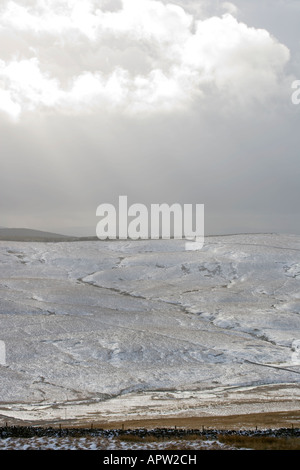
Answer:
top-left (0, 233), bottom-right (300, 425)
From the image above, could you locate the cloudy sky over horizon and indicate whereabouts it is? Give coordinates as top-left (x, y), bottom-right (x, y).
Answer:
top-left (0, 0), bottom-right (299, 236)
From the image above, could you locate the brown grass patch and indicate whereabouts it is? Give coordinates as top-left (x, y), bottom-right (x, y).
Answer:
top-left (81, 410), bottom-right (300, 431)
top-left (117, 433), bottom-right (203, 444)
top-left (218, 435), bottom-right (300, 450)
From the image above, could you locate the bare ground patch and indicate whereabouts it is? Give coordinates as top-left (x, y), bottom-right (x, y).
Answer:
top-left (75, 409), bottom-right (300, 431)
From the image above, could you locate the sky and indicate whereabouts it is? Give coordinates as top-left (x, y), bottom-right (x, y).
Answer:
top-left (0, 0), bottom-right (299, 237)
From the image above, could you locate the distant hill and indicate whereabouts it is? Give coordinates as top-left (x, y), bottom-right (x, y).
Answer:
top-left (0, 228), bottom-right (79, 242)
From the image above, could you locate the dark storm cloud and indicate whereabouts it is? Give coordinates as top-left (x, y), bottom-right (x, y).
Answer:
top-left (0, 0), bottom-right (299, 236)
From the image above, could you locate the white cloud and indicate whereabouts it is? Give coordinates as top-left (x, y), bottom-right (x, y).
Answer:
top-left (0, 88), bottom-right (21, 121)
top-left (182, 14), bottom-right (290, 103)
top-left (0, 57), bottom-right (62, 119)
top-left (0, 0), bottom-right (291, 120)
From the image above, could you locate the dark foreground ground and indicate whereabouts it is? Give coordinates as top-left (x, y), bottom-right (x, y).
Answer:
top-left (0, 412), bottom-right (300, 450)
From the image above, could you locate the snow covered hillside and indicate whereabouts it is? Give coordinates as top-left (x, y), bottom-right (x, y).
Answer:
top-left (0, 233), bottom-right (300, 424)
